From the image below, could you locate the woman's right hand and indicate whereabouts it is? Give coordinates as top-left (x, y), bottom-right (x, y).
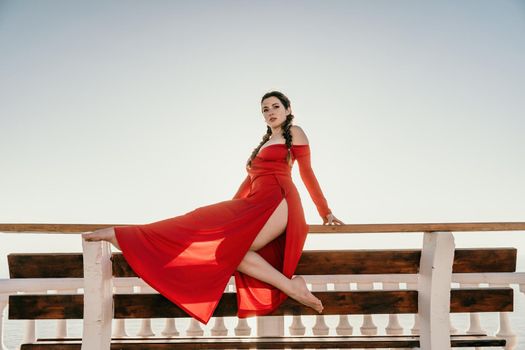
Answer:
top-left (323, 213), bottom-right (344, 225)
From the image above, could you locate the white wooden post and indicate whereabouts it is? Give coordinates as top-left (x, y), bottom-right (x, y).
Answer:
top-left (417, 231), bottom-right (455, 350)
top-left (81, 238), bottom-right (114, 350)
top-left (0, 294), bottom-right (8, 350)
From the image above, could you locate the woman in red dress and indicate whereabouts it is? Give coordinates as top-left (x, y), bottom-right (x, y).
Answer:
top-left (83, 90), bottom-right (344, 325)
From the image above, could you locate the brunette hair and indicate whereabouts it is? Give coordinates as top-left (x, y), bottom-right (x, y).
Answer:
top-left (246, 91), bottom-right (295, 169)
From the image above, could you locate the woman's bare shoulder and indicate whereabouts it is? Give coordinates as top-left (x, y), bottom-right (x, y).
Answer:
top-left (290, 125), bottom-right (309, 145)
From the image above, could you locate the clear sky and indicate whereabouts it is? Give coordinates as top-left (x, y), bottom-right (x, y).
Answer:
top-left (1, 0), bottom-right (524, 277)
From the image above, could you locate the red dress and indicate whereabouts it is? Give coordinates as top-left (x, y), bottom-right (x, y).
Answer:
top-left (114, 143), bottom-right (332, 325)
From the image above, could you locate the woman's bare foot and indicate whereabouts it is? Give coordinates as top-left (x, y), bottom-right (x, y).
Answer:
top-left (288, 276), bottom-right (324, 313)
top-left (82, 227), bottom-right (120, 250)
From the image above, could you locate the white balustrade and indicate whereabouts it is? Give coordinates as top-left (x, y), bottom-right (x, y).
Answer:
top-left (1, 232), bottom-right (525, 349)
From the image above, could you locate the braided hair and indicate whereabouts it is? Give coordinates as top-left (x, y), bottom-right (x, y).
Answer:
top-left (246, 91), bottom-right (295, 170)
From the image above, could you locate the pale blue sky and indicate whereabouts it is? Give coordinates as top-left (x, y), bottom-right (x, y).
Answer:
top-left (1, 0), bottom-right (524, 277)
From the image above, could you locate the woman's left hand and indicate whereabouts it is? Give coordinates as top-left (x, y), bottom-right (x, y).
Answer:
top-left (323, 213), bottom-right (344, 225)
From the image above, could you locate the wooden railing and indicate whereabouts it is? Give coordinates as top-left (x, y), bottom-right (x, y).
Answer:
top-left (1, 221), bottom-right (525, 350)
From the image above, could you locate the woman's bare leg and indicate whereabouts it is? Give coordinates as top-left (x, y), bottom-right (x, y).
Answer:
top-left (237, 250), bottom-right (323, 313)
top-left (82, 227), bottom-right (120, 250)
top-left (237, 198), bottom-right (323, 313)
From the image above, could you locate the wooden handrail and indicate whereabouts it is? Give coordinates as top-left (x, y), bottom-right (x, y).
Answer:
top-left (0, 222), bottom-right (524, 234)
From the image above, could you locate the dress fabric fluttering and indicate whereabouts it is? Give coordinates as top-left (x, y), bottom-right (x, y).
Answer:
top-left (114, 143), bottom-right (331, 325)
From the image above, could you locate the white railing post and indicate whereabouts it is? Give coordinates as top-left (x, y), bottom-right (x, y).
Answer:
top-left (358, 282), bottom-right (377, 335)
top-left (21, 291), bottom-right (37, 344)
top-left (417, 231), bottom-right (455, 350)
top-left (461, 283), bottom-right (485, 335)
top-left (81, 238), bottom-right (114, 350)
top-left (112, 285), bottom-right (132, 338)
top-left (383, 282), bottom-right (403, 335)
top-left (0, 294), bottom-right (8, 350)
top-left (211, 317), bottom-right (228, 336)
top-left (407, 281), bottom-right (420, 335)
top-left (257, 315), bottom-right (284, 337)
top-left (235, 318), bottom-right (252, 336)
top-left (311, 281), bottom-right (329, 335)
top-left (334, 282), bottom-right (352, 335)
top-left (136, 285), bottom-right (155, 337)
top-left (186, 318), bottom-right (204, 336)
top-left (161, 318), bottom-right (179, 337)
top-left (491, 282), bottom-right (517, 349)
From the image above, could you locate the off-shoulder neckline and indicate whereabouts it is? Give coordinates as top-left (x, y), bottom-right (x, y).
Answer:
top-left (257, 143), bottom-right (308, 156)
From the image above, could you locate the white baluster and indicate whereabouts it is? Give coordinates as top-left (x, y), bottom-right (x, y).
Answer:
top-left (20, 292), bottom-right (36, 344)
top-left (186, 318), bottom-right (204, 336)
top-left (289, 315), bottom-right (306, 336)
top-left (383, 282), bottom-right (403, 335)
top-left (113, 285), bottom-right (133, 338)
top-left (334, 282), bottom-right (352, 335)
top-left (234, 318), bottom-right (251, 336)
top-left (449, 318), bottom-right (458, 335)
top-left (0, 294), bottom-right (8, 350)
top-left (136, 285), bottom-right (155, 337)
top-left (492, 283), bottom-right (517, 349)
top-left (357, 282), bottom-right (377, 335)
top-left (311, 281), bottom-right (329, 335)
top-left (56, 288), bottom-right (77, 339)
top-left (231, 282), bottom-right (251, 336)
top-left (211, 317), bottom-right (228, 336)
top-left (407, 282), bottom-right (419, 335)
top-left (461, 283), bottom-right (485, 335)
top-left (161, 319), bottom-right (179, 337)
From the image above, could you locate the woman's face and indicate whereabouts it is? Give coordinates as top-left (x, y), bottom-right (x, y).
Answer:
top-left (261, 96), bottom-right (291, 128)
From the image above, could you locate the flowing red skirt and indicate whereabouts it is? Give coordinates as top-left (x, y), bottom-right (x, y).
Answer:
top-left (114, 168), bottom-right (307, 325)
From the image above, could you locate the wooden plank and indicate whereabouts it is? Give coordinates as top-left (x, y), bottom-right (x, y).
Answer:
top-left (9, 288), bottom-right (512, 320)
top-left (8, 253), bottom-right (84, 278)
top-left (113, 291), bottom-right (418, 318)
top-left (8, 294), bottom-right (84, 319)
top-left (2, 221), bottom-right (525, 234)
top-left (112, 248), bottom-right (517, 277)
top-left (452, 248), bottom-right (516, 272)
top-left (18, 335), bottom-right (507, 349)
top-left (451, 288), bottom-right (513, 312)
top-left (7, 248), bottom-right (517, 278)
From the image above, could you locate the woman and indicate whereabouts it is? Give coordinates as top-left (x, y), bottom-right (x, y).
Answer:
top-left (82, 90), bottom-right (344, 325)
